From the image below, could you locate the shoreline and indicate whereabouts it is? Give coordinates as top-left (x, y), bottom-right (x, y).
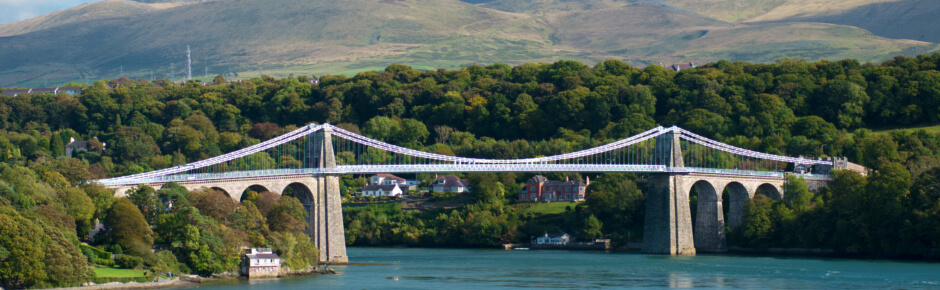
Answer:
top-left (51, 278), bottom-right (196, 290)
top-left (52, 266), bottom-right (337, 290)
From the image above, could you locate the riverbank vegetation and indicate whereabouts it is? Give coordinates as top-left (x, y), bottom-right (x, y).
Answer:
top-left (5, 54), bottom-right (940, 286)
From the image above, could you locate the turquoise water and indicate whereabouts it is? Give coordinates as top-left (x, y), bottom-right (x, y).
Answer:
top-left (188, 247), bottom-right (940, 289)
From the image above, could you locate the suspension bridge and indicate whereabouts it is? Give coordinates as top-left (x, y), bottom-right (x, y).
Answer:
top-left (97, 123), bottom-right (862, 262)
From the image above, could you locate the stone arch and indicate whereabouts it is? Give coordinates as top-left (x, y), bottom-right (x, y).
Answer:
top-left (756, 183), bottom-right (782, 201)
top-left (723, 182), bottom-right (749, 230)
top-left (690, 180), bottom-right (725, 252)
top-left (241, 184), bottom-right (272, 200)
top-left (210, 187), bottom-right (231, 199)
top-left (283, 182), bottom-right (315, 206)
top-left (282, 181), bottom-right (318, 240)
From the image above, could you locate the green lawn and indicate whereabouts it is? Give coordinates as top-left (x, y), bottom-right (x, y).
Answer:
top-left (847, 123), bottom-right (940, 138)
top-left (94, 267), bottom-right (147, 278)
top-left (872, 124), bottom-right (940, 134)
top-left (526, 202), bottom-right (579, 215)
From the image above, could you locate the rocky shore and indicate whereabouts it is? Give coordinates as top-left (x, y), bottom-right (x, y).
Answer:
top-left (51, 277), bottom-right (194, 290)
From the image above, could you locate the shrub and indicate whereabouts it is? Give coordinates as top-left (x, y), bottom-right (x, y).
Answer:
top-left (114, 255), bottom-right (143, 269)
top-left (79, 244), bottom-right (113, 260)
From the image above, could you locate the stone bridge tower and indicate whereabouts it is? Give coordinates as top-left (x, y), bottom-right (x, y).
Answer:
top-left (643, 129), bottom-right (696, 255)
top-left (309, 125), bottom-right (348, 263)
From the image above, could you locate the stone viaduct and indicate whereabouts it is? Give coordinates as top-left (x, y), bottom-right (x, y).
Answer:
top-left (641, 131), bottom-right (832, 255)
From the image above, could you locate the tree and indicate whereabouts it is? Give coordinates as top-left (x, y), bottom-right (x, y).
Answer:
top-left (362, 116), bottom-right (401, 142)
top-left (582, 214), bottom-right (603, 240)
top-left (585, 173), bottom-right (645, 232)
top-left (0, 206), bottom-right (47, 289)
top-left (111, 126), bottom-right (160, 162)
top-left (57, 187), bottom-right (95, 236)
top-left (189, 188), bottom-right (236, 222)
top-left (213, 75), bottom-right (227, 85)
top-left (783, 175), bottom-right (813, 212)
top-left (735, 195), bottom-right (775, 248)
top-left (127, 185), bottom-right (162, 223)
top-left (399, 118), bottom-right (429, 145)
top-left (40, 222), bottom-right (90, 285)
top-left (266, 196), bottom-right (308, 232)
top-left (468, 173), bottom-right (502, 203)
top-left (104, 198), bottom-right (154, 258)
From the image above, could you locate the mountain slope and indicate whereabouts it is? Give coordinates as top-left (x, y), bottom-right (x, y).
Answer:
top-left (0, 0), bottom-right (181, 37)
top-left (0, 0), bottom-right (545, 77)
top-left (755, 0), bottom-right (940, 43)
top-left (0, 0), bottom-right (935, 87)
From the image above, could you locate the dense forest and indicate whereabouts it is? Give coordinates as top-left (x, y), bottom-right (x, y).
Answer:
top-left (4, 54), bottom-right (940, 287)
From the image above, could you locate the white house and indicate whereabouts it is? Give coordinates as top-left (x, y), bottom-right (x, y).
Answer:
top-left (360, 184), bottom-right (403, 197)
top-left (534, 233), bottom-right (572, 245)
top-left (241, 248), bottom-right (281, 278)
top-left (429, 175), bottom-right (470, 193)
top-left (371, 174), bottom-right (407, 186)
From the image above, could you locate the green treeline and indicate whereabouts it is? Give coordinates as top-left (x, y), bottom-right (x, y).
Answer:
top-left (4, 54), bottom-right (940, 286)
top-left (732, 167), bottom-right (940, 259)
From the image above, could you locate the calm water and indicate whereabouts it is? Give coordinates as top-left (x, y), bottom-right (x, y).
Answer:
top-left (187, 247), bottom-right (940, 289)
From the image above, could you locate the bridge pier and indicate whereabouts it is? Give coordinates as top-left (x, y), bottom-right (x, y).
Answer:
top-left (314, 175), bottom-right (347, 263)
top-left (642, 173), bottom-right (696, 255)
top-left (693, 181), bottom-right (726, 252)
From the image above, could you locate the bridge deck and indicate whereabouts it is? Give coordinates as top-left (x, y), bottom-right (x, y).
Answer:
top-left (99, 165), bottom-right (831, 186)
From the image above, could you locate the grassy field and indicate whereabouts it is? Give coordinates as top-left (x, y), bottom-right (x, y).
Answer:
top-left (871, 124), bottom-right (940, 134)
top-left (94, 267), bottom-right (147, 278)
top-left (526, 202), bottom-right (578, 215)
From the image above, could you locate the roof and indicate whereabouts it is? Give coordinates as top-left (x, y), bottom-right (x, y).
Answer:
top-left (528, 175), bottom-right (587, 187)
top-left (528, 175), bottom-right (549, 183)
top-left (362, 184), bottom-right (400, 191)
top-left (58, 86), bottom-right (83, 91)
top-left (66, 141), bottom-right (88, 148)
top-left (545, 180), bottom-right (588, 187)
top-left (434, 175), bottom-right (469, 187)
top-left (543, 232), bottom-right (570, 238)
top-left (673, 63), bottom-right (694, 71)
top-left (246, 253), bottom-right (280, 259)
top-left (374, 173), bottom-right (406, 181)
top-left (1, 89), bottom-right (29, 96)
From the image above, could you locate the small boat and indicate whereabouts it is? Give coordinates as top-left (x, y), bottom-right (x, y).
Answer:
top-left (514, 247), bottom-right (530, 250)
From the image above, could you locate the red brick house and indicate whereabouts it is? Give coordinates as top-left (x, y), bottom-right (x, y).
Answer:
top-left (520, 175), bottom-right (589, 202)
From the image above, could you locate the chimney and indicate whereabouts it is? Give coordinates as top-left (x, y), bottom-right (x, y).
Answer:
top-left (586, 176), bottom-right (590, 186)
top-left (69, 137), bottom-right (75, 143)
top-left (565, 176), bottom-right (569, 181)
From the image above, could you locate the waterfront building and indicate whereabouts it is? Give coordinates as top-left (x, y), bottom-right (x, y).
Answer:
top-left (241, 248), bottom-right (281, 278)
top-left (534, 232), bottom-right (572, 245)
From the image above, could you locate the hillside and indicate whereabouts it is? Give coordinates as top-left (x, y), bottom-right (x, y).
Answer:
top-left (0, 0), bottom-right (937, 87)
top-left (660, 0), bottom-right (940, 43)
top-left (757, 0), bottom-right (940, 43)
top-left (0, 0), bottom-right (182, 37)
